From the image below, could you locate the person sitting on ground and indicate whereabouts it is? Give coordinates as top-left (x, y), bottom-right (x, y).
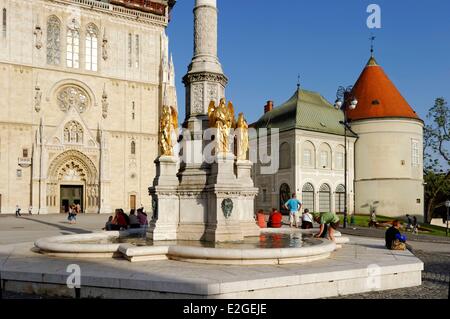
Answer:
top-left (137, 208), bottom-right (148, 228)
top-left (385, 220), bottom-right (407, 250)
top-left (111, 209), bottom-right (128, 230)
top-left (103, 216), bottom-right (113, 231)
top-left (267, 208), bottom-right (282, 228)
top-left (313, 212), bottom-right (340, 242)
top-left (256, 209), bottom-right (267, 228)
top-left (301, 209), bottom-right (313, 229)
top-left (129, 209), bottom-right (141, 229)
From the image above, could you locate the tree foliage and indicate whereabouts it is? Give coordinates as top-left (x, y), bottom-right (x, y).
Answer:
top-left (424, 97), bottom-right (450, 222)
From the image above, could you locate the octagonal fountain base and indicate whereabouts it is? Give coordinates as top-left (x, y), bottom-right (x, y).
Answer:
top-left (34, 228), bottom-right (349, 265)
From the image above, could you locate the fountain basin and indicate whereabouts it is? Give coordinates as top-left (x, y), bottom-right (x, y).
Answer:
top-left (34, 228), bottom-right (349, 265)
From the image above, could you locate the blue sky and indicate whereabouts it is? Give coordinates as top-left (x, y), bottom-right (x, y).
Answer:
top-left (167, 0), bottom-right (450, 124)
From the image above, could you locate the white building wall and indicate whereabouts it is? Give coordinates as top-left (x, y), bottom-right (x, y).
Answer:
top-left (352, 118), bottom-right (424, 219)
top-left (254, 129), bottom-right (356, 215)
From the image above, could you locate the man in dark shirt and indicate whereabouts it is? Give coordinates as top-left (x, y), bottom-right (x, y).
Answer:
top-left (385, 220), bottom-right (405, 249)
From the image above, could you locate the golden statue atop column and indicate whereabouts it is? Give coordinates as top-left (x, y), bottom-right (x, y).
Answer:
top-left (235, 112), bottom-right (249, 160)
top-left (208, 98), bottom-right (235, 154)
top-left (159, 105), bottom-right (178, 156)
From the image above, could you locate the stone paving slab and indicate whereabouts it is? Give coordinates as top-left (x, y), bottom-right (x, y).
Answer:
top-left (0, 235), bottom-right (423, 299)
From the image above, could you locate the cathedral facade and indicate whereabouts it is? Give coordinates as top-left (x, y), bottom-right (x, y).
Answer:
top-left (0, 0), bottom-right (176, 214)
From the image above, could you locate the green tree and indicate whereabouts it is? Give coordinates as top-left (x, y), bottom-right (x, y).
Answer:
top-left (424, 97), bottom-right (450, 223)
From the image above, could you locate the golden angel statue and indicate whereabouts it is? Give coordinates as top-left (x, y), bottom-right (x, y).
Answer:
top-left (159, 105), bottom-right (178, 156)
top-left (208, 98), bottom-right (235, 154)
top-left (235, 112), bottom-right (249, 160)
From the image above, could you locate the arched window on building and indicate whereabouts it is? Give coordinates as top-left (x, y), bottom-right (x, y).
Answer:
top-left (335, 184), bottom-right (345, 214)
top-left (302, 141), bottom-right (316, 168)
top-left (279, 142), bottom-right (291, 169)
top-left (66, 20), bottom-right (80, 68)
top-left (131, 141), bottom-right (136, 155)
top-left (318, 143), bottom-right (332, 170)
top-left (302, 183), bottom-right (315, 213)
top-left (47, 16), bottom-right (61, 65)
top-left (335, 145), bottom-right (345, 170)
top-left (2, 8), bottom-right (6, 38)
top-left (319, 184), bottom-right (331, 213)
top-left (85, 24), bottom-right (98, 71)
top-left (279, 183), bottom-right (291, 214)
top-left (64, 121), bottom-right (83, 144)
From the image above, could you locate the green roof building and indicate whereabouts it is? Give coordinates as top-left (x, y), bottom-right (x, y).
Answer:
top-left (252, 88), bottom-right (357, 216)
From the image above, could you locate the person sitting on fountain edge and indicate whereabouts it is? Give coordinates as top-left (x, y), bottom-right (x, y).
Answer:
top-left (267, 208), bottom-right (282, 228)
top-left (313, 212), bottom-right (340, 242)
top-left (385, 220), bottom-right (407, 250)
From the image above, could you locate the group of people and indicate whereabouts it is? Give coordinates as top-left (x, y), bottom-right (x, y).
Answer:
top-left (257, 193), bottom-right (341, 242)
top-left (103, 208), bottom-right (148, 231)
top-left (15, 205), bottom-right (33, 217)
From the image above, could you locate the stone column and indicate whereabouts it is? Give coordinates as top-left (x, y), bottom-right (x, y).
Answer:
top-left (183, 0), bottom-right (228, 131)
top-left (148, 156), bottom-right (180, 241)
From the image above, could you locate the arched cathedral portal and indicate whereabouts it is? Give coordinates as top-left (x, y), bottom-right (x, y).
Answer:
top-left (46, 150), bottom-right (99, 214)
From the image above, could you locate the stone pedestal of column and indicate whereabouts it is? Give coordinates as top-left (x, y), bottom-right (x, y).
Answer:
top-left (148, 156), bottom-right (179, 241)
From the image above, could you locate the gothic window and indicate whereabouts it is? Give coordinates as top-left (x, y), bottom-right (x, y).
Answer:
top-left (85, 24), bottom-right (98, 71)
top-left (57, 86), bottom-right (90, 113)
top-left (2, 8), bottom-right (6, 37)
top-left (135, 34), bottom-right (140, 68)
top-left (64, 121), bottom-right (83, 144)
top-left (66, 20), bottom-right (80, 68)
top-left (47, 16), bottom-right (61, 65)
top-left (131, 141), bottom-right (136, 155)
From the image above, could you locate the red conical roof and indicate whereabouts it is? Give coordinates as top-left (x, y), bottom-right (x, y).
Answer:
top-left (347, 56), bottom-right (420, 121)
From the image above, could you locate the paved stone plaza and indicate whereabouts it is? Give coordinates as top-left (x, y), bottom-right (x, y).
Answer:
top-left (0, 215), bottom-right (448, 299)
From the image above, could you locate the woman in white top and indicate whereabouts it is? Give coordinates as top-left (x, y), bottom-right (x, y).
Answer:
top-left (301, 209), bottom-right (314, 229)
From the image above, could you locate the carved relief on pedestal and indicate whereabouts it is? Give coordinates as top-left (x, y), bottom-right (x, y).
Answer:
top-left (207, 83), bottom-right (218, 106)
top-left (191, 83), bottom-right (204, 114)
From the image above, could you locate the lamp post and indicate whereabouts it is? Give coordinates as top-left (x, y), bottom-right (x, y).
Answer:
top-left (335, 86), bottom-right (358, 229)
top-left (445, 200), bottom-right (450, 237)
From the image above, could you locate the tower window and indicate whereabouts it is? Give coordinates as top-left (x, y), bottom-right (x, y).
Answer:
top-left (135, 34), bottom-right (139, 68)
top-left (85, 24), bottom-right (98, 71)
top-left (47, 16), bottom-right (61, 65)
top-left (128, 33), bottom-right (132, 68)
top-left (412, 140), bottom-right (420, 167)
top-left (132, 101), bottom-right (135, 120)
top-left (131, 141), bottom-right (136, 155)
top-left (66, 20), bottom-right (80, 68)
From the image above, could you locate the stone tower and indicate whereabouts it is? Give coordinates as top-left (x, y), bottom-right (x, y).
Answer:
top-left (349, 56), bottom-right (424, 219)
